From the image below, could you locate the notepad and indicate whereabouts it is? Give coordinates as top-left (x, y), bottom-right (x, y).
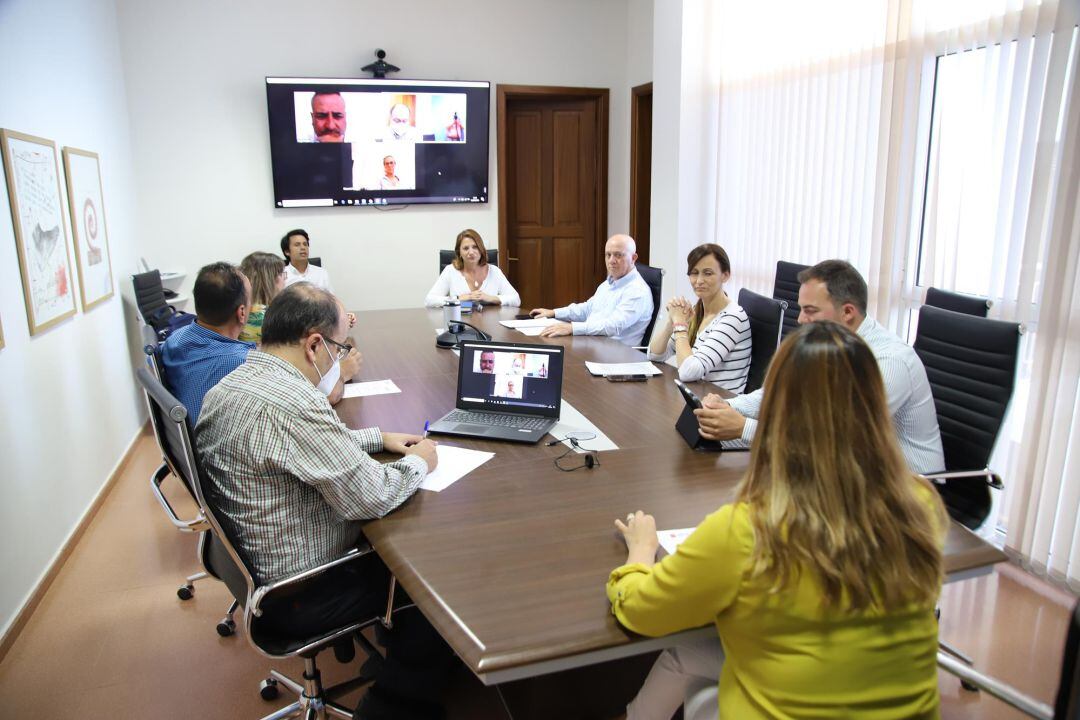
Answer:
top-left (499, 318), bottom-right (558, 329)
top-left (420, 445), bottom-right (495, 492)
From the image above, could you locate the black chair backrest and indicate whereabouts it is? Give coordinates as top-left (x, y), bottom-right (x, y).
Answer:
top-left (635, 262), bottom-right (664, 346)
top-left (308, 256), bottom-right (322, 267)
top-left (132, 270), bottom-right (175, 333)
top-left (438, 248), bottom-right (498, 274)
top-left (773, 261), bottom-right (809, 338)
top-left (925, 287), bottom-right (990, 317)
top-left (134, 368), bottom-right (252, 607)
top-left (1056, 600), bottom-right (1080, 719)
top-left (737, 288), bottom-right (786, 394)
top-left (913, 305), bottom-right (1021, 527)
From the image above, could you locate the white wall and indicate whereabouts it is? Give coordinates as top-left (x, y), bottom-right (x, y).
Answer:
top-left (114, 0), bottom-right (637, 312)
top-left (0, 0), bottom-right (145, 636)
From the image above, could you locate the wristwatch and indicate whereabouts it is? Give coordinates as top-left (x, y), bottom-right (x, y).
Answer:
top-left (672, 323), bottom-right (688, 334)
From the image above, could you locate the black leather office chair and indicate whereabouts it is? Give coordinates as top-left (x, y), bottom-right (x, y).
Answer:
top-left (133, 269), bottom-right (192, 339)
top-left (438, 248), bottom-right (498, 273)
top-left (925, 287), bottom-right (991, 317)
top-left (937, 598), bottom-right (1078, 719)
top-left (737, 289), bottom-right (786, 394)
top-left (772, 261), bottom-right (809, 338)
top-left (309, 257), bottom-right (322, 267)
top-left (913, 305), bottom-right (1022, 529)
top-left (137, 338), bottom-right (238, 635)
top-left (135, 367), bottom-right (400, 718)
top-left (635, 262), bottom-right (664, 346)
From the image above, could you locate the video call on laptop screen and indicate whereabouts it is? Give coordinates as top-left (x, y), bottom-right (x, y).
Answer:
top-left (458, 342), bottom-right (563, 416)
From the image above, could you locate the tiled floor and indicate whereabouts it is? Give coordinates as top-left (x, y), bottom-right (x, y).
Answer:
top-left (0, 433), bottom-right (1071, 719)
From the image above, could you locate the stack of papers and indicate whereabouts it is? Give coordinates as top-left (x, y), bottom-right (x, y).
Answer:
top-left (584, 361), bottom-right (662, 377)
top-left (342, 379), bottom-right (402, 398)
top-left (499, 318), bottom-right (557, 336)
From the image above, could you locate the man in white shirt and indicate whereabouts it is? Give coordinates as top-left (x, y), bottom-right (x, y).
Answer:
top-left (530, 234), bottom-right (654, 347)
top-left (695, 259), bottom-right (945, 475)
top-left (281, 228), bottom-right (333, 292)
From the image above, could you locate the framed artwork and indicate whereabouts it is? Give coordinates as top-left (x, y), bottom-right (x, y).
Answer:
top-left (62, 147), bottom-right (114, 310)
top-left (0, 314), bottom-right (4, 350)
top-left (1, 129), bottom-right (77, 334)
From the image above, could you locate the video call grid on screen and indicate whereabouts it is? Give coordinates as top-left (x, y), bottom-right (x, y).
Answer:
top-left (458, 343), bottom-right (563, 415)
top-left (266, 77), bottom-right (490, 208)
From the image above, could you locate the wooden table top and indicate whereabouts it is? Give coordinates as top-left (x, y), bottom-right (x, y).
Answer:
top-left (339, 306), bottom-right (1007, 683)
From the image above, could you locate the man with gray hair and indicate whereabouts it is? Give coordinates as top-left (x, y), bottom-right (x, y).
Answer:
top-left (530, 234), bottom-right (654, 346)
top-left (196, 283), bottom-right (450, 718)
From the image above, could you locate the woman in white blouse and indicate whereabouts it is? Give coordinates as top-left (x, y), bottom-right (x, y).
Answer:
top-left (424, 229), bottom-right (521, 307)
top-left (648, 244), bottom-right (752, 392)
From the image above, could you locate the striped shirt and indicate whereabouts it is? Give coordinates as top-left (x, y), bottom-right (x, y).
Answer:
top-left (195, 351), bottom-right (427, 583)
top-left (160, 322), bottom-right (254, 424)
top-left (648, 304), bottom-right (752, 392)
top-left (555, 268), bottom-right (654, 346)
top-left (728, 316), bottom-right (945, 475)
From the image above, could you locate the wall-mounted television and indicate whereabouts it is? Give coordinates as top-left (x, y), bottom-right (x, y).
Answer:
top-left (265, 77), bottom-right (490, 208)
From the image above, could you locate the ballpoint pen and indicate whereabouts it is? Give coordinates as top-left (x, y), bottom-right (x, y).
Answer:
top-left (423, 420), bottom-right (430, 439)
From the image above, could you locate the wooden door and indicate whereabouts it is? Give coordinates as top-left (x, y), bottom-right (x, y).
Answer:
top-left (629, 82), bottom-right (653, 264)
top-left (498, 86), bottom-right (609, 310)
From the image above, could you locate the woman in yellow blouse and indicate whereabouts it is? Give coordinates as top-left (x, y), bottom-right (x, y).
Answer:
top-left (608, 321), bottom-right (948, 720)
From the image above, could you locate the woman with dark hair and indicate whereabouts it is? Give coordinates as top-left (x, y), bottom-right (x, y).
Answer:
top-left (239, 251), bottom-right (285, 344)
top-left (424, 228), bottom-right (521, 307)
top-left (611, 322), bottom-right (948, 720)
top-left (647, 244), bottom-right (751, 392)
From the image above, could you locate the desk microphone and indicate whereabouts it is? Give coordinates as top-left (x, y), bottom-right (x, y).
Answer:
top-left (435, 320), bottom-right (491, 349)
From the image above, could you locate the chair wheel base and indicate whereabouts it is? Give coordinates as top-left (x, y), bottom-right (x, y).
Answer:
top-left (961, 679), bottom-right (980, 692)
top-left (177, 584), bottom-right (194, 600)
top-left (216, 618), bottom-right (236, 637)
top-left (259, 677), bottom-right (279, 701)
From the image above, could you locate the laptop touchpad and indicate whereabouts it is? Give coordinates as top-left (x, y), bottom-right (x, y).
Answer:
top-left (454, 424), bottom-right (490, 433)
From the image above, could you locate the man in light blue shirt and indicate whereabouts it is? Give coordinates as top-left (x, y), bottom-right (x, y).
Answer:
top-left (530, 234), bottom-right (654, 346)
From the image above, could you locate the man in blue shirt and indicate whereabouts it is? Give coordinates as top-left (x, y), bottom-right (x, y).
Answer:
top-left (160, 262), bottom-right (255, 423)
top-left (531, 234), bottom-right (654, 346)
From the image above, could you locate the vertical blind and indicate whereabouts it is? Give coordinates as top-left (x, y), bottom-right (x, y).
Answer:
top-left (701, 0), bottom-right (1080, 586)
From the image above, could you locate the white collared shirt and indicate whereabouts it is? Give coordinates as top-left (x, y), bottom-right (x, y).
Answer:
top-left (727, 316), bottom-right (945, 474)
top-left (284, 263), bottom-right (333, 293)
top-left (554, 268), bottom-right (654, 346)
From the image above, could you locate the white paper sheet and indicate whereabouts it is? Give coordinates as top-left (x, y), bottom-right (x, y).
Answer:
top-left (499, 318), bottom-right (558, 329)
top-left (657, 527), bottom-right (696, 556)
top-left (584, 361), bottom-right (663, 377)
top-left (342, 379), bottom-right (401, 398)
top-left (548, 400), bottom-right (619, 452)
top-left (419, 445), bottom-right (495, 492)
top-left (515, 326), bottom-right (547, 336)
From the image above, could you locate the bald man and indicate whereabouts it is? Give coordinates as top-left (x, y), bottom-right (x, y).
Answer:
top-left (531, 234), bottom-right (654, 346)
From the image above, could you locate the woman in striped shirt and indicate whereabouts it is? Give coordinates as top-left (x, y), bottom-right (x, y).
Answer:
top-left (647, 244), bottom-right (752, 392)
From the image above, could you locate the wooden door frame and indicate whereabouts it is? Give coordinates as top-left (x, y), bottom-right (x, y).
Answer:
top-left (629, 82), bottom-right (653, 263)
top-left (496, 84), bottom-right (610, 283)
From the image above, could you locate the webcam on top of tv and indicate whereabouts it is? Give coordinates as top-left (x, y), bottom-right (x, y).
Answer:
top-left (362, 49), bottom-right (400, 79)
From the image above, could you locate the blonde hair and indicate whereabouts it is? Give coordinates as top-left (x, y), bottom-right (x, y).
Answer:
top-left (452, 229), bottom-right (488, 271)
top-left (737, 321), bottom-right (946, 611)
top-left (240, 251), bottom-right (285, 306)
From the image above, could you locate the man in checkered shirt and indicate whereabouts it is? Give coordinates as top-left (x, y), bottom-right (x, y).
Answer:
top-left (197, 283), bottom-right (451, 719)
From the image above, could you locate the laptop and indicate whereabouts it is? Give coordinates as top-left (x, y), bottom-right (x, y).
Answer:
top-left (427, 340), bottom-right (564, 443)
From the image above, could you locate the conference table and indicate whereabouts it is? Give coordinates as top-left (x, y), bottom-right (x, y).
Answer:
top-left (336, 306), bottom-right (1006, 688)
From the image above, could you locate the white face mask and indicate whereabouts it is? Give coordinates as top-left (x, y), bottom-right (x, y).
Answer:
top-left (313, 340), bottom-right (341, 396)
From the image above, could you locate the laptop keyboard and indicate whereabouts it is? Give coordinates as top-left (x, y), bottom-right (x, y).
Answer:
top-left (444, 410), bottom-right (550, 430)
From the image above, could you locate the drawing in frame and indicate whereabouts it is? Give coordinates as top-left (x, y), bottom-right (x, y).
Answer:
top-left (0, 314), bottom-right (4, 350)
top-left (1, 129), bottom-right (77, 334)
top-left (62, 147), bottom-right (114, 311)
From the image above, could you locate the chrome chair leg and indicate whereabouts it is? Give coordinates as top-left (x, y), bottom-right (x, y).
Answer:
top-left (261, 659), bottom-right (356, 720)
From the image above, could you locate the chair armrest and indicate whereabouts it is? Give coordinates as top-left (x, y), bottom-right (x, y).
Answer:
top-left (250, 544), bottom-right (376, 617)
top-left (937, 652), bottom-right (1052, 719)
top-left (922, 469), bottom-right (1004, 491)
top-left (150, 463), bottom-right (208, 532)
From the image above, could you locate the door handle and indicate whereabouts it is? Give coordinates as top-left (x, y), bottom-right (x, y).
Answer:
top-left (509, 257), bottom-right (519, 262)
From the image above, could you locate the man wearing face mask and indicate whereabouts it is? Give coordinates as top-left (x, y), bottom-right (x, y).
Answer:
top-left (196, 282), bottom-right (450, 718)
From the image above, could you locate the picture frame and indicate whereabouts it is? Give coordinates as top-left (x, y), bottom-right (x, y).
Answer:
top-left (1, 129), bottom-right (77, 335)
top-left (0, 314), bottom-right (4, 350)
top-left (62, 147), bottom-right (114, 311)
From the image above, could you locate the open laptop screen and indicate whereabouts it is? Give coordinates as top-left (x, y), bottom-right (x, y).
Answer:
top-left (457, 341), bottom-right (563, 417)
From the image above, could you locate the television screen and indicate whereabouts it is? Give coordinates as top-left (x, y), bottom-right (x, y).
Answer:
top-left (265, 77), bottom-right (490, 208)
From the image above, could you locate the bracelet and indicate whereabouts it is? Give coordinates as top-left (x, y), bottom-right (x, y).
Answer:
top-left (672, 323), bottom-right (688, 333)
